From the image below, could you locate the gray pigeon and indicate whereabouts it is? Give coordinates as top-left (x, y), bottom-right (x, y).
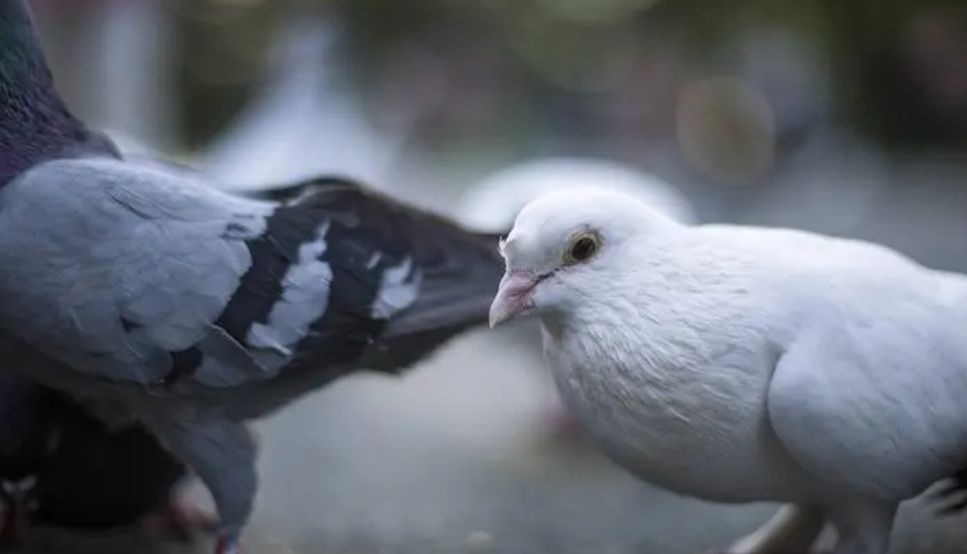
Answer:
top-left (0, 2), bottom-right (504, 553)
top-left (489, 187), bottom-right (967, 554)
top-left (0, 176), bottom-right (340, 548)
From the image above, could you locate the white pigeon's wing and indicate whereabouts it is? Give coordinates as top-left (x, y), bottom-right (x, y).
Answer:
top-left (767, 293), bottom-right (967, 501)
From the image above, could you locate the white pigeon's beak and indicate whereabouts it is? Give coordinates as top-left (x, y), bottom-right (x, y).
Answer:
top-left (489, 271), bottom-right (539, 328)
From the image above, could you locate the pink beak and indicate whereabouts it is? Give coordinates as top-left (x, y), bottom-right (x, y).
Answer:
top-left (489, 271), bottom-right (540, 328)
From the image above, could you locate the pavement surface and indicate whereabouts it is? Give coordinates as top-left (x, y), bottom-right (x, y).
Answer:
top-left (14, 324), bottom-right (967, 554)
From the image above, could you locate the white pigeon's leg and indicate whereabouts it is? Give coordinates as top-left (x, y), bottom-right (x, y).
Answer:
top-left (718, 504), bottom-right (826, 554)
top-left (824, 498), bottom-right (896, 554)
top-left (148, 416), bottom-right (258, 554)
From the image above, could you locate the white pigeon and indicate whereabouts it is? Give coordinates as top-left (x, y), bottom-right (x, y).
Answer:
top-left (488, 187), bottom-right (967, 554)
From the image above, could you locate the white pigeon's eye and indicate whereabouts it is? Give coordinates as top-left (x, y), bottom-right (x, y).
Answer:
top-left (563, 232), bottom-right (600, 265)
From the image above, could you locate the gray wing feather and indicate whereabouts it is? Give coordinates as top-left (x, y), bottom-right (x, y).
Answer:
top-left (0, 158), bottom-right (276, 386)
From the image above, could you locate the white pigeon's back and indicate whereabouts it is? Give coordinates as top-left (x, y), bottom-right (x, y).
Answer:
top-left (687, 223), bottom-right (967, 330)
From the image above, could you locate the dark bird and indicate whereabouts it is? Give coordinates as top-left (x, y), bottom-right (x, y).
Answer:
top-left (0, 369), bottom-right (219, 549)
top-left (0, 2), bottom-right (505, 554)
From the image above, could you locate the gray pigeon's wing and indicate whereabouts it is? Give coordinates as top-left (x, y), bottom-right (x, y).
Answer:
top-left (0, 158), bottom-right (280, 387)
top-left (0, 160), bottom-right (503, 389)
top-left (766, 300), bottom-right (967, 501)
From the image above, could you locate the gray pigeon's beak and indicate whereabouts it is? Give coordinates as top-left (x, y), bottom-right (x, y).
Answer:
top-left (489, 271), bottom-right (539, 328)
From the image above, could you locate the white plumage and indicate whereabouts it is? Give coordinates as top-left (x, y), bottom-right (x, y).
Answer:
top-left (488, 187), bottom-right (967, 554)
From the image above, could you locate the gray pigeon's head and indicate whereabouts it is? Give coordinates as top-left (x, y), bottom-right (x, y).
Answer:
top-left (489, 187), bottom-right (677, 328)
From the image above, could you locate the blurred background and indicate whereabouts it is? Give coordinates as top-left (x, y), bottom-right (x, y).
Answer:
top-left (21, 0), bottom-right (967, 553)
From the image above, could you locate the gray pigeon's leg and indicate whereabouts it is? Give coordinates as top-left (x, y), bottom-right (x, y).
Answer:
top-left (138, 489), bottom-right (220, 542)
top-left (148, 415), bottom-right (258, 554)
top-left (720, 504), bottom-right (826, 554)
top-left (825, 498), bottom-right (896, 554)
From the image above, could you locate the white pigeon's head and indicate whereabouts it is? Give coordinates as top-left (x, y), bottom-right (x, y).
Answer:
top-left (489, 187), bottom-right (677, 328)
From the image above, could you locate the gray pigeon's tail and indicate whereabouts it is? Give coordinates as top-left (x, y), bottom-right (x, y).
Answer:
top-left (277, 177), bottom-right (508, 376)
top-left (361, 228), bottom-right (505, 373)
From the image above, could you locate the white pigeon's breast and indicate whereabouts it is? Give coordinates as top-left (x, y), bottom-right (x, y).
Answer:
top-left (544, 326), bottom-right (813, 503)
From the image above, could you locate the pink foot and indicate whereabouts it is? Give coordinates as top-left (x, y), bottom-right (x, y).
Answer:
top-left (215, 534), bottom-right (242, 554)
top-left (139, 494), bottom-right (219, 542)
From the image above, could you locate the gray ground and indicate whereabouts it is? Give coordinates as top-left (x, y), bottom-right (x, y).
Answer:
top-left (16, 326), bottom-right (967, 554)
